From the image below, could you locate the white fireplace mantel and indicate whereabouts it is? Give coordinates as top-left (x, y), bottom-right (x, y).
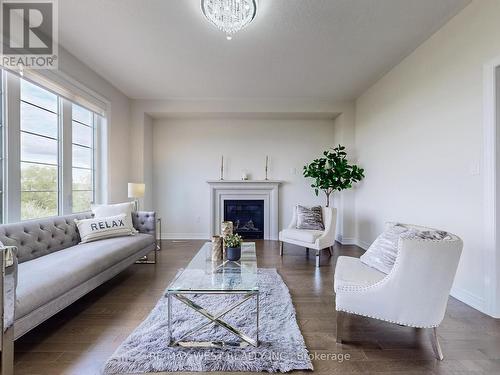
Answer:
top-left (207, 180), bottom-right (283, 240)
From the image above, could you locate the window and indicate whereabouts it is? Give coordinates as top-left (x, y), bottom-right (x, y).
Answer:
top-left (0, 71), bottom-right (103, 221)
top-left (20, 80), bottom-right (60, 220)
top-left (72, 103), bottom-right (95, 212)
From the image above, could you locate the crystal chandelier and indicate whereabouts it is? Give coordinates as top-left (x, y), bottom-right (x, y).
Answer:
top-left (201, 0), bottom-right (257, 40)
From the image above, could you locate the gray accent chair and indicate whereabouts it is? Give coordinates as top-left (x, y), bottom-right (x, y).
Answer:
top-left (0, 211), bottom-right (157, 374)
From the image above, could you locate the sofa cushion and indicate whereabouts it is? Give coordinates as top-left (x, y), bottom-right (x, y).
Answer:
top-left (15, 234), bottom-right (154, 319)
top-left (334, 256), bottom-right (386, 292)
top-left (281, 228), bottom-right (323, 244)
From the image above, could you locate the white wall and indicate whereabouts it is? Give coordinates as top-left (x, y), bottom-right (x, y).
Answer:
top-left (332, 107), bottom-right (358, 244)
top-left (153, 116), bottom-right (336, 239)
top-left (354, 0), bottom-right (500, 315)
top-left (496, 66), bottom-right (500, 316)
top-left (57, 48), bottom-right (131, 203)
top-left (130, 99), bottom-right (357, 234)
top-left (143, 114), bottom-right (154, 210)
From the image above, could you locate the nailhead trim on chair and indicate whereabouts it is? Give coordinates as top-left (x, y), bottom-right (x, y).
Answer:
top-left (335, 308), bottom-right (439, 329)
top-left (335, 235), bottom-right (462, 293)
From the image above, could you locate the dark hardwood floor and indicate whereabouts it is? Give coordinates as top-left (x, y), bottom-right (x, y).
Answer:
top-left (12, 240), bottom-right (500, 374)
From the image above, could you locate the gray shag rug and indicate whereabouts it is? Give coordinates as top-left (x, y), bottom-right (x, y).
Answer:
top-left (103, 268), bottom-right (313, 373)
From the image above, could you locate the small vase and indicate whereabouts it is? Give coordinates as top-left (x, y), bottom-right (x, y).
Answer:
top-left (211, 236), bottom-right (223, 261)
top-left (221, 221), bottom-right (233, 258)
top-left (226, 246), bottom-right (241, 261)
top-left (221, 221), bottom-right (233, 238)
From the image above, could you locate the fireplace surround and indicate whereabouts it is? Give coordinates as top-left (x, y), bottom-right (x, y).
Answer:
top-left (207, 180), bottom-right (282, 240)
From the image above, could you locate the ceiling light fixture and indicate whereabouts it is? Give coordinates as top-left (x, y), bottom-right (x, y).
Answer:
top-left (201, 0), bottom-right (257, 40)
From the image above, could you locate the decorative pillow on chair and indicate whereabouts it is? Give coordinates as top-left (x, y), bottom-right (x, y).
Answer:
top-left (75, 214), bottom-right (136, 244)
top-left (360, 223), bottom-right (416, 274)
top-left (296, 205), bottom-right (324, 230)
top-left (406, 230), bottom-right (452, 241)
top-left (361, 223), bottom-right (455, 274)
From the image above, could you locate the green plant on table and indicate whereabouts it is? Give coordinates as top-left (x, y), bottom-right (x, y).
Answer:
top-left (225, 233), bottom-right (243, 248)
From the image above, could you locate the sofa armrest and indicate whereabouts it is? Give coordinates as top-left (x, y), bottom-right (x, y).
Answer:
top-left (132, 211), bottom-right (156, 238)
top-left (1, 245), bottom-right (17, 373)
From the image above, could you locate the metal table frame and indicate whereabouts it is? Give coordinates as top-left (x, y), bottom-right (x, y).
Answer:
top-left (135, 217), bottom-right (162, 264)
top-left (167, 289), bottom-right (259, 348)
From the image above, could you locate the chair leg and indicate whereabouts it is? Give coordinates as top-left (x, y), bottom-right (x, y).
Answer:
top-left (279, 241), bottom-right (283, 256)
top-left (328, 246), bottom-right (333, 256)
top-left (431, 327), bottom-right (444, 360)
top-left (336, 311), bottom-right (345, 343)
top-left (315, 249), bottom-right (320, 267)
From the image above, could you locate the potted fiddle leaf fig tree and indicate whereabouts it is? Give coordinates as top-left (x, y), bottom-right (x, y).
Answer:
top-left (303, 145), bottom-right (365, 207)
top-left (225, 233), bottom-right (243, 261)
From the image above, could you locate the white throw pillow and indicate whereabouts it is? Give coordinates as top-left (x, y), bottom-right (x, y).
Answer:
top-left (91, 202), bottom-right (136, 233)
top-left (75, 214), bottom-right (136, 243)
top-left (92, 201), bottom-right (134, 218)
top-left (360, 223), bottom-right (416, 274)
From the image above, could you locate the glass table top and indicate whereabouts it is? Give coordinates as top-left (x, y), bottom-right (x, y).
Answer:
top-left (167, 242), bottom-right (258, 293)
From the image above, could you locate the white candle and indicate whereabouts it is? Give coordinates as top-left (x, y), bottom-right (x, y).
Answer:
top-left (220, 155), bottom-right (224, 180)
top-left (265, 155), bottom-right (269, 180)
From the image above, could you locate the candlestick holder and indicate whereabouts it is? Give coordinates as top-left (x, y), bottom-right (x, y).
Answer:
top-left (220, 155), bottom-right (224, 180)
top-left (265, 155), bottom-right (269, 180)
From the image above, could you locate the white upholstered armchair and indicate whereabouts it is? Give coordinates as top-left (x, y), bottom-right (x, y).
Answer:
top-left (279, 206), bottom-right (337, 267)
top-left (334, 224), bottom-right (463, 360)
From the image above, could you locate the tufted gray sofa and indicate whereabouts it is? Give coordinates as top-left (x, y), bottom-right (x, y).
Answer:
top-left (0, 210), bottom-right (156, 345)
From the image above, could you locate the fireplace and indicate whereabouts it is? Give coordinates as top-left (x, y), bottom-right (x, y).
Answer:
top-left (208, 180), bottom-right (281, 240)
top-left (224, 200), bottom-right (264, 239)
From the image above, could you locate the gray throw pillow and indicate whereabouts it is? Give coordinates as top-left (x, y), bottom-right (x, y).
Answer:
top-left (296, 205), bottom-right (324, 230)
top-left (405, 230), bottom-right (452, 241)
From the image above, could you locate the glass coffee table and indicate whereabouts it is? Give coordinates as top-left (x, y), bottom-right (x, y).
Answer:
top-left (167, 242), bottom-right (259, 348)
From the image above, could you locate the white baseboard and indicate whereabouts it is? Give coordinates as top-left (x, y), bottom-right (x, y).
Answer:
top-left (450, 286), bottom-right (486, 314)
top-left (356, 239), bottom-right (371, 250)
top-left (336, 235), bottom-right (370, 250)
top-left (337, 236), bottom-right (356, 245)
top-left (161, 233), bottom-right (209, 240)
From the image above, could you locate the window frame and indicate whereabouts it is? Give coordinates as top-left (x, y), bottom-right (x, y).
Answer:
top-left (2, 71), bottom-right (103, 222)
top-left (0, 72), bottom-right (4, 223)
top-left (19, 82), bottom-right (61, 220)
top-left (71, 103), bottom-right (96, 213)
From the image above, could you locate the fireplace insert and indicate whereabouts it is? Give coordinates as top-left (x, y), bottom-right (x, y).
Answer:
top-left (223, 200), bottom-right (264, 239)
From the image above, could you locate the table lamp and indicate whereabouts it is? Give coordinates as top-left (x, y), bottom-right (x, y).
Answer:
top-left (128, 183), bottom-right (145, 211)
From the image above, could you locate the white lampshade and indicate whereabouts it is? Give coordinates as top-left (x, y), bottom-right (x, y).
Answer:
top-left (128, 183), bottom-right (145, 198)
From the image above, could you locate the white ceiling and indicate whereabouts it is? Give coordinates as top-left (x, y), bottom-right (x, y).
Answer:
top-left (59, 0), bottom-right (470, 100)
